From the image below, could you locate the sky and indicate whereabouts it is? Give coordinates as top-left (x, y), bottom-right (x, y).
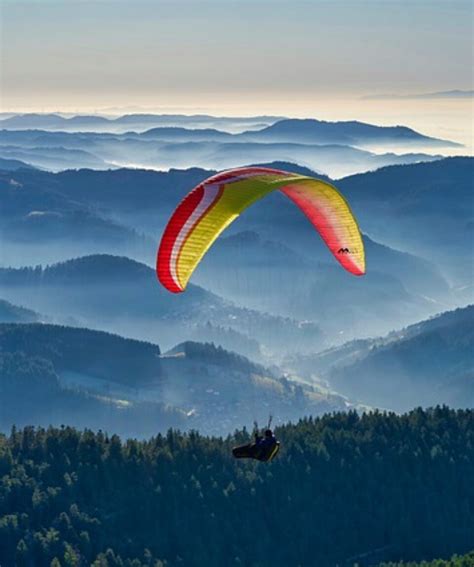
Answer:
top-left (1, 0), bottom-right (472, 115)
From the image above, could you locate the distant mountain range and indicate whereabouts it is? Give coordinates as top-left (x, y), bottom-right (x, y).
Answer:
top-left (0, 132), bottom-right (443, 178)
top-left (286, 305), bottom-right (474, 412)
top-left (239, 118), bottom-right (460, 147)
top-left (0, 113), bottom-right (282, 133)
top-left (0, 114), bottom-right (459, 176)
top-left (0, 144), bottom-right (112, 170)
top-left (0, 113), bottom-right (461, 145)
top-left (0, 322), bottom-right (346, 436)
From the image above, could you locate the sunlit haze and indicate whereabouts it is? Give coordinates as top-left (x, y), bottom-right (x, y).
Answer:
top-left (1, 1), bottom-right (472, 136)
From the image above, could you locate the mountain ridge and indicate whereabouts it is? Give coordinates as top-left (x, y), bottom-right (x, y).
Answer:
top-left (240, 118), bottom-right (460, 147)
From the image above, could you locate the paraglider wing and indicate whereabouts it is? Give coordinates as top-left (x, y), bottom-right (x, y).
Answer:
top-left (157, 166), bottom-right (365, 293)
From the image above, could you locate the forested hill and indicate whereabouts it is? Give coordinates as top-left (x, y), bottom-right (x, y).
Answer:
top-left (0, 322), bottom-right (163, 386)
top-left (0, 324), bottom-right (184, 438)
top-left (0, 408), bottom-right (473, 567)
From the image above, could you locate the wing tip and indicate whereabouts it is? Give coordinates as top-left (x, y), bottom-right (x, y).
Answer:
top-left (157, 270), bottom-right (185, 293)
top-left (352, 265), bottom-right (366, 276)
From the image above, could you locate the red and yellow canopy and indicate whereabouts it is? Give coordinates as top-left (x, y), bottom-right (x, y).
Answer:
top-left (157, 166), bottom-right (365, 293)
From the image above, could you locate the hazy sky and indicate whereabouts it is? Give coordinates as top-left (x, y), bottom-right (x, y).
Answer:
top-left (1, 0), bottom-right (472, 113)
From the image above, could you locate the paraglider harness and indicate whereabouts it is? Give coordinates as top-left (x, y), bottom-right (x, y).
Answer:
top-left (232, 416), bottom-right (280, 462)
